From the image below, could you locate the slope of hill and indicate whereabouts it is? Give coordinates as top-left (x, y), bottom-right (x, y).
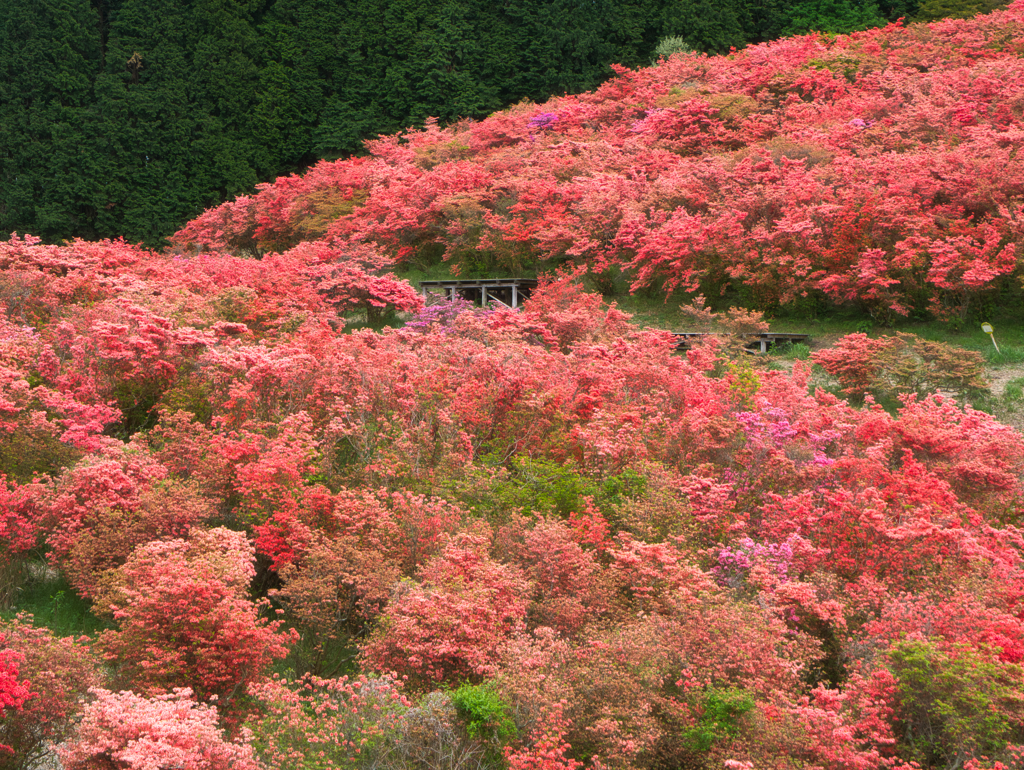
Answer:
top-left (5, 231), bottom-right (1024, 768)
top-left (177, 2), bottom-right (1024, 325)
top-left (8, 0), bottom-right (891, 248)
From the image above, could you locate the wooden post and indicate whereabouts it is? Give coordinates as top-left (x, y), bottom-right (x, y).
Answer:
top-left (512, 284), bottom-right (518, 308)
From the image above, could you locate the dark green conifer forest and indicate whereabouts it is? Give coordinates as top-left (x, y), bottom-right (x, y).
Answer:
top-left (0, 0), bottom-right (997, 245)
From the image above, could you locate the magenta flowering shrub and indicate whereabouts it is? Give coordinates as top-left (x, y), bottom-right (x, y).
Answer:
top-left (405, 296), bottom-right (491, 333)
top-left (527, 113), bottom-right (560, 131)
top-left (714, 534), bottom-right (802, 589)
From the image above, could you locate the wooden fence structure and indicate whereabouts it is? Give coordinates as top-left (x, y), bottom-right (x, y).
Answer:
top-left (419, 278), bottom-right (538, 309)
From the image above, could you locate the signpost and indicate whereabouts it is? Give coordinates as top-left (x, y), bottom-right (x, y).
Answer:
top-left (982, 322), bottom-right (1000, 353)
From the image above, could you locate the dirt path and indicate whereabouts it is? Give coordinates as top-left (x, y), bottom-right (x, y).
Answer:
top-left (985, 364), bottom-right (1024, 399)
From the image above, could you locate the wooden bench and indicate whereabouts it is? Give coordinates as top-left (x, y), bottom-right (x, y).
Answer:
top-left (671, 332), bottom-right (810, 354)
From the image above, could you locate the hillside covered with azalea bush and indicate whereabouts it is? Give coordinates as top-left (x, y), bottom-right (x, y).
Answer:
top-left (4, 5), bottom-right (1024, 770)
top-left (176, 0), bottom-right (1024, 327)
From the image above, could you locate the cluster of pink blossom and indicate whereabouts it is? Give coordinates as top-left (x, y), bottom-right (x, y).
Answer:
top-left (713, 534), bottom-right (800, 588)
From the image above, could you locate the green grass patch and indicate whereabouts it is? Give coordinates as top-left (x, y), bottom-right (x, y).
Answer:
top-left (606, 292), bottom-right (695, 331)
top-left (774, 341), bottom-right (812, 360)
top-left (1004, 377), bottom-right (1024, 403)
top-left (395, 261), bottom-right (464, 287)
top-left (2, 563), bottom-right (106, 637)
top-left (984, 346), bottom-right (1024, 366)
top-left (397, 260), bottom-right (540, 288)
top-left (604, 286), bottom-right (1024, 349)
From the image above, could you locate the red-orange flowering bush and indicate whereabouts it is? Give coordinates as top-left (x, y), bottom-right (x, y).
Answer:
top-left (361, 531), bottom-right (532, 686)
top-left (96, 528), bottom-right (296, 703)
top-left (0, 616), bottom-right (101, 768)
top-left (246, 673), bottom-right (409, 770)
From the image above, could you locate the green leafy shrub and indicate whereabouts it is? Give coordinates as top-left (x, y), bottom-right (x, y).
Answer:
top-left (452, 682), bottom-right (517, 763)
top-left (467, 457), bottom-right (645, 523)
top-left (682, 687), bottom-right (755, 753)
top-left (0, 432), bottom-right (81, 484)
top-left (652, 36), bottom-right (694, 63)
top-left (887, 640), bottom-right (1024, 768)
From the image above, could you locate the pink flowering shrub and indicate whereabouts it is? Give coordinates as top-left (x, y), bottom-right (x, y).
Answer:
top-left (59, 688), bottom-right (259, 770)
top-left (713, 534), bottom-right (801, 590)
top-left (361, 531), bottom-right (531, 686)
top-left (505, 702), bottom-right (581, 770)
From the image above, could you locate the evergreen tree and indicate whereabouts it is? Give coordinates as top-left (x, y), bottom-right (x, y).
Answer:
top-left (661, 0), bottom-right (750, 53)
top-left (779, 0), bottom-right (888, 35)
top-left (91, 0), bottom-right (277, 243)
top-left (0, 0), bottom-right (102, 241)
top-left (913, 0), bottom-right (1009, 21)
